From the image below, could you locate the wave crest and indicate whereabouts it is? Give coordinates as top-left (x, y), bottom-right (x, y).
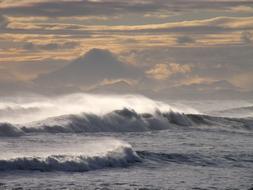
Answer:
top-left (0, 142), bottom-right (141, 172)
top-left (0, 123), bottom-right (24, 137)
top-left (0, 108), bottom-right (252, 137)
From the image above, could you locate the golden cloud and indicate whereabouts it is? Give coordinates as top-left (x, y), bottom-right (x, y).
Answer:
top-left (146, 63), bottom-right (191, 80)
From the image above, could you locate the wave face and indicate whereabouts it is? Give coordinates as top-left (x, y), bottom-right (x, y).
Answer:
top-left (0, 108), bottom-right (252, 137)
top-left (0, 139), bottom-right (141, 172)
top-left (2, 148), bottom-right (251, 172)
top-left (0, 123), bottom-right (24, 137)
top-left (0, 94), bottom-right (252, 137)
top-left (22, 109), bottom-right (193, 133)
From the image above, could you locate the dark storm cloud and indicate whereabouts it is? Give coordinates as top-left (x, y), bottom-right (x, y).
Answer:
top-left (1, 0), bottom-right (253, 17)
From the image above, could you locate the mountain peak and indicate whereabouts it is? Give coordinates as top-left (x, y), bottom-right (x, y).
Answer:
top-left (75, 48), bottom-right (119, 65)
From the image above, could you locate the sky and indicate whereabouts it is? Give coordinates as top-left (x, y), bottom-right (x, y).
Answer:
top-left (0, 0), bottom-right (253, 99)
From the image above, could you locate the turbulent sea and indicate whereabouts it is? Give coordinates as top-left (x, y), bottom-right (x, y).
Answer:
top-left (0, 94), bottom-right (252, 190)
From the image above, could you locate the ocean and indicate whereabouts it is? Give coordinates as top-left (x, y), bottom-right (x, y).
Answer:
top-left (0, 94), bottom-right (252, 190)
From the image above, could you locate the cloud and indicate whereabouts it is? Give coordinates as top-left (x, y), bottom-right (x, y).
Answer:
top-left (100, 78), bottom-right (136, 86)
top-left (146, 64), bottom-right (171, 80)
top-left (230, 5), bottom-right (253, 13)
top-left (0, 58), bottom-right (70, 82)
top-left (1, 0), bottom-right (252, 18)
top-left (146, 63), bottom-right (191, 80)
top-left (155, 79), bottom-right (248, 100)
top-left (0, 1), bottom-right (161, 17)
top-left (4, 16), bottom-right (253, 41)
top-left (124, 44), bottom-right (253, 90)
top-left (115, 17), bottom-right (253, 34)
top-left (0, 15), bottom-right (8, 29)
top-left (178, 75), bottom-right (216, 86)
top-left (23, 41), bottom-right (79, 51)
top-left (241, 31), bottom-right (252, 43)
top-left (176, 35), bottom-right (195, 44)
top-left (231, 72), bottom-right (253, 89)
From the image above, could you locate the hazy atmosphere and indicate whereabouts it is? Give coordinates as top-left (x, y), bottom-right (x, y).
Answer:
top-left (1, 0), bottom-right (253, 99)
top-left (0, 1), bottom-right (253, 190)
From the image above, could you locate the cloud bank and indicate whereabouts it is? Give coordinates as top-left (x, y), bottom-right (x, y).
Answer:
top-left (0, 0), bottom-right (253, 99)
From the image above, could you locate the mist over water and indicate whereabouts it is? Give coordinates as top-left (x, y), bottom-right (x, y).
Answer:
top-left (0, 93), bottom-right (199, 124)
top-left (1, 138), bottom-right (131, 160)
top-left (0, 93), bottom-right (253, 137)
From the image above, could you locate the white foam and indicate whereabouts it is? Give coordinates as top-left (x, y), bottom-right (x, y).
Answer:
top-left (0, 93), bottom-right (199, 124)
top-left (0, 139), bottom-right (141, 172)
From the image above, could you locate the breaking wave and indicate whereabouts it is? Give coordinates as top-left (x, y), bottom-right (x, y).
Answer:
top-left (0, 108), bottom-right (252, 137)
top-left (0, 140), bottom-right (141, 172)
top-left (0, 123), bottom-right (24, 137)
top-left (2, 148), bottom-right (251, 172)
top-left (0, 93), bottom-right (198, 124)
top-left (0, 93), bottom-right (252, 137)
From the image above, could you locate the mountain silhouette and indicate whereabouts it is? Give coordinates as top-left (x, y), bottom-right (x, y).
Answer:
top-left (35, 48), bottom-right (141, 88)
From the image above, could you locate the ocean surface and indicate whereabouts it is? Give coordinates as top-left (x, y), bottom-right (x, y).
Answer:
top-left (0, 94), bottom-right (252, 190)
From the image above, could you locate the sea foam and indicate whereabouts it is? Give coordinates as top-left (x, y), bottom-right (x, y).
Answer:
top-left (0, 139), bottom-right (141, 172)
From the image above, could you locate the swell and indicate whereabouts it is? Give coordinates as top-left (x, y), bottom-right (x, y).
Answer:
top-left (0, 108), bottom-right (252, 137)
top-left (137, 151), bottom-right (253, 168)
top-left (0, 146), bottom-right (141, 172)
top-left (208, 105), bottom-right (253, 118)
top-left (217, 105), bottom-right (253, 113)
